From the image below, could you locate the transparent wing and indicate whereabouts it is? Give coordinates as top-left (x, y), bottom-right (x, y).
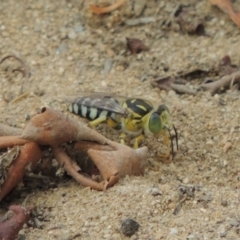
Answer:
top-left (71, 92), bottom-right (129, 117)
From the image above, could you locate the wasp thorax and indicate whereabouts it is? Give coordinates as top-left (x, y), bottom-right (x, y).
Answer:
top-left (149, 112), bottom-right (162, 134)
top-left (157, 104), bottom-right (169, 114)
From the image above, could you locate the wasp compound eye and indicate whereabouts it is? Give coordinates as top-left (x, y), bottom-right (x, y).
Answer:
top-left (149, 112), bottom-right (162, 134)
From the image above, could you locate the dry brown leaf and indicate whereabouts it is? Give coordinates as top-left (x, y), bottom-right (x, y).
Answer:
top-left (209, 0), bottom-right (240, 27)
top-left (90, 0), bottom-right (126, 15)
top-left (126, 37), bottom-right (149, 54)
top-left (0, 205), bottom-right (31, 240)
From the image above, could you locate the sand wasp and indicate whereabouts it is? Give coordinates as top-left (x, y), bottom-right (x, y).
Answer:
top-left (68, 93), bottom-right (178, 157)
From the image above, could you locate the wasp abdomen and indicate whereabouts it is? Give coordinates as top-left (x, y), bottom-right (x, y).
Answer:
top-left (69, 102), bottom-right (114, 121)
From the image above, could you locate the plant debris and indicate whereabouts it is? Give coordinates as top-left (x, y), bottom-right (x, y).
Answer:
top-left (125, 17), bottom-right (155, 26)
top-left (0, 55), bottom-right (30, 103)
top-left (0, 205), bottom-right (31, 240)
top-left (90, 0), bottom-right (126, 15)
top-left (174, 5), bottom-right (205, 35)
top-left (209, 0), bottom-right (240, 28)
top-left (162, 4), bottom-right (206, 35)
top-left (0, 107), bottom-right (148, 200)
top-left (0, 146), bottom-right (20, 189)
top-left (152, 55), bottom-right (240, 95)
top-left (126, 37), bottom-right (149, 54)
top-left (201, 71), bottom-right (240, 94)
top-left (151, 76), bottom-right (197, 95)
top-left (223, 141), bottom-right (232, 153)
top-left (218, 55), bottom-right (238, 76)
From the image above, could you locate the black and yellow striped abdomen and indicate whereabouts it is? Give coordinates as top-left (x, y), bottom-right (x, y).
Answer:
top-left (69, 96), bottom-right (120, 125)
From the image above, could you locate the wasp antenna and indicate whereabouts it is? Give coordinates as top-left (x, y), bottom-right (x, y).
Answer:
top-left (167, 128), bottom-right (174, 159)
top-left (173, 125), bottom-right (179, 151)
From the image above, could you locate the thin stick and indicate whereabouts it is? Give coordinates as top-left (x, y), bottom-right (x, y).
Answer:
top-left (202, 71), bottom-right (240, 94)
top-left (10, 92), bottom-right (30, 104)
top-left (90, 0), bottom-right (126, 14)
top-left (171, 83), bottom-right (197, 95)
top-left (52, 146), bottom-right (105, 191)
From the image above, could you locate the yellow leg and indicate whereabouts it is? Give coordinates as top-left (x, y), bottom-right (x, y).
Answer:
top-left (133, 134), bottom-right (144, 149)
top-left (120, 132), bottom-right (126, 145)
top-left (159, 130), bottom-right (171, 158)
top-left (88, 116), bottom-right (107, 127)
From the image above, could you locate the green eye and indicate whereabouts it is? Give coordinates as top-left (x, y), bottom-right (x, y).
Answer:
top-left (149, 112), bottom-right (162, 134)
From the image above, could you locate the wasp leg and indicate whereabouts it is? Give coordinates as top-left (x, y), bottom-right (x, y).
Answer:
top-left (88, 116), bottom-right (107, 128)
top-left (159, 130), bottom-right (171, 158)
top-left (119, 132), bottom-right (126, 145)
top-left (133, 134), bottom-right (144, 149)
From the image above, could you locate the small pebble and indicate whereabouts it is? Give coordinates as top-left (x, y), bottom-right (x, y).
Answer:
top-left (186, 185), bottom-right (195, 197)
top-left (56, 42), bottom-right (68, 54)
top-left (102, 58), bottom-right (113, 75)
top-left (120, 218), bottom-right (140, 237)
top-left (68, 29), bottom-right (77, 40)
top-left (116, 65), bottom-right (125, 71)
top-left (140, 74), bottom-right (148, 82)
top-left (74, 23), bottom-right (84, 33)
top-left (187, 233), bottom-right (202, 239)
top-left (169, 228), bottom-right (178, 235)
top-left (187, 234), bottom-right (195, 239)
top-left (229, 219), bottom-right (239, 227)
top-left (219, 226), bottom-right (227, 237)
top-left (148, 187), bottom-right (162, 196)
top-left (221, 199), bottom-right (228, 206)
top-left (182, 178), bottom-right (189, 184)
top-left (58, 67), bottom-right (65, 75)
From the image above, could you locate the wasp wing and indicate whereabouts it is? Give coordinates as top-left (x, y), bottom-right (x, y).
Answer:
top-left (71, 93), bottom-right (129, 117)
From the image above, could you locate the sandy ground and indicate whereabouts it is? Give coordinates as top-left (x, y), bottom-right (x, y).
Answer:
top-left (1, 0), bottom-right (240, 239)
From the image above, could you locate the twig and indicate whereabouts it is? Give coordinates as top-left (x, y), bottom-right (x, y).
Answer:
top-left (90, 0), bottom-right (126, 14)
top-left (171, 83), bottom-right (197, 95)
top-left (201, 71), bottom-right (240, 94)
top-left (10, 92), bottom-right (30, 104)
top-left (52, 146), bottom-right (105, 191)
top-left (125, 17), bottom-right (155, 26)
top-left (151, 79), bottom-right (197, 95)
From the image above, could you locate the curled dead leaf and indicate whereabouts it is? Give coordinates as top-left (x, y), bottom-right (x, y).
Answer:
top-left (0, 205), bottom-right (31, 240)
top-left (209, 0), bottom-right (240, 28)
top-left (90, 0), bottom-right (126, 15)
top-left (218, 55), bottom-right (237, 76)
top-left (126, 37), bottom-right (149, 54)
top-left (0, 107), bottom-right (148, 199)
top-left (175, 7), bottom-right (205, 35)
